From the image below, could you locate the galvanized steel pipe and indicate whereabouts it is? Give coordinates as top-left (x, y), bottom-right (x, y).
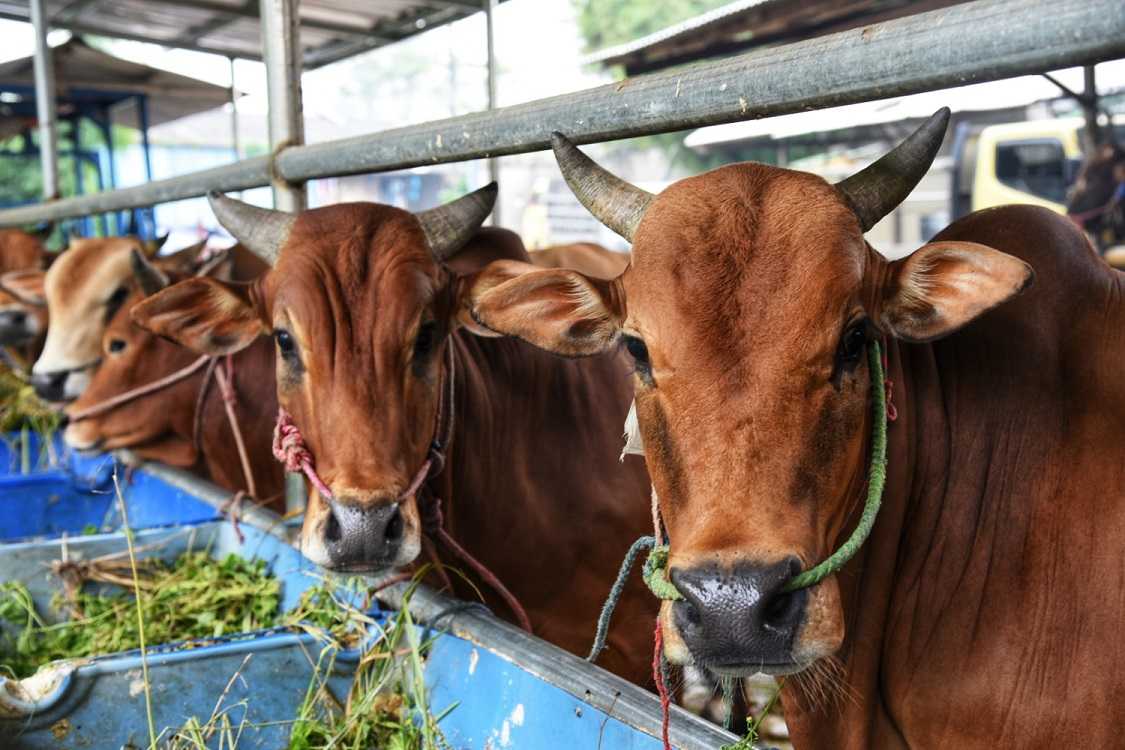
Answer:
top-left (29, 0), bottom-right (58, 201)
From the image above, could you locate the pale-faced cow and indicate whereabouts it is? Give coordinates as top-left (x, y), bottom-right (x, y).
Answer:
top-left (131, 187), bottom-right (657, 682)
top-left (63, 253), bottom-right (283, 508)
top-left (31, 236), bottom-right (261, 402)
top-left (462, 109), bottom-right (1125, 747)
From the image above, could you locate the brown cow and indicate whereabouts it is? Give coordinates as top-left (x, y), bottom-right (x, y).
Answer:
top-left (0, 227), bottom-right (50, 369)
top-left (462, 109), bottom-right (1125, 747)
top-left (528, 242), bottom-right (629, 279)
top-left (31, 236), bottom-right (263, 402)
top-left (0, 269), bottom-right (49, 367)
top-left (130, 186), bottom-right (657, 682)
top-left (1067, 138), bottom-right (1125, 258)
top-left (63, 252), bottom-right (283, 507)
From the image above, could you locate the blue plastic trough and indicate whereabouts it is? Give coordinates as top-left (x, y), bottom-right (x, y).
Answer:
top-left (0, 432), bottom-right (221, 541)
top-left (0, 451), bottom-right (739, 749)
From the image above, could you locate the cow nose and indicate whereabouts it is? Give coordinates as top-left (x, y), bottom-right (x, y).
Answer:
top-left (31, 370), bottom-right (69, 403)
top-left (322, 499), bottom-right (404, 570)
top-left (670, 558), bottom-right (807, 671)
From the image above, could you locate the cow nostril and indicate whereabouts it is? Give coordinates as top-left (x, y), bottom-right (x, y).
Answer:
top-left (761, 589), bottom-right (802, 630)
top-left (683, 600), bottom-right (701, 626)
top-left (385, 507), bottom-right (404, 542)
top-left (324, 508), bottom-right (342, 543)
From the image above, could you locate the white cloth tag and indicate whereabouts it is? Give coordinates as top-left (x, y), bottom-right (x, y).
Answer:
top-left (620, 399), bottom-right (645, 461)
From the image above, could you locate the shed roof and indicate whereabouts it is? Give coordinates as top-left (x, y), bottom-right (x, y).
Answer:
top-left (0, 36), bottom-right (234, 138)
top-left (0, 0), bottom-right (498, 70)
top-left (588, 0), bottom-right (970, 76)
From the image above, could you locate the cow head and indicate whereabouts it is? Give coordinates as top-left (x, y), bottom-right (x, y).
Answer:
top-left (62, 252), bottom-right (201, 464)
top-left (0, 269), bottom-right (47, 349)
top-left (464, 110), bottom-right (1034, 678)
top-left (30, 233), bottom-right (203, 403)
top-left (132, 186), bottom-right (500, 572)
top-left (1066, 136), bottom-right (1125, 239)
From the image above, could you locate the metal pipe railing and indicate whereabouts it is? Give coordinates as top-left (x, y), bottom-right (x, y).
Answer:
top-left (29, 0), bottom-right (58, 202)
top-left (1, 0), bottom-right (1123, 227)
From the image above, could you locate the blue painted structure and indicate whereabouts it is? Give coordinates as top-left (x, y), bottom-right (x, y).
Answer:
top-left (0, 441), bottom-right (738, 749)
top-left (0, 432), bottom-right (219, 541)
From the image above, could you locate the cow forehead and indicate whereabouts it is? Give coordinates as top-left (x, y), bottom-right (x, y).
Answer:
top-left (46, 239), bottom-right (139, 307)
top-left (624, 163), bottom-right (866, 347)
top-left (265, 202), bottom-right (443, 333)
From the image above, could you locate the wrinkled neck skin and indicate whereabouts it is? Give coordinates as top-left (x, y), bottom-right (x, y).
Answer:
top-left (423, 331), bottom-right (656, 684)
top-left (786, 211), bottom-right (1125, 748)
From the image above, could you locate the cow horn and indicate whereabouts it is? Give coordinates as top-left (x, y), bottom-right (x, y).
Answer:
top-left (417, 182), bottom-right (498, 261)
top-left (836, 108), bottom-right (951, 232)
top-left (207, 191), bottom-right (294, 267)
top-left (550, 133), bottom-right (653, 242)
top-left (130, 248), bottom-right (169, 296)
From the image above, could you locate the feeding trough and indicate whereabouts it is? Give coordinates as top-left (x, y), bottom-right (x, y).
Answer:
top-left (0, 451), bottom-right (737, 749)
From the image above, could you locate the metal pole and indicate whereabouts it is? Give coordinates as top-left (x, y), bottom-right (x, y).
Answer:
top-left (1082, 64), bottom-right (1101, 152)
top-left (484, 0), bottom-right (499, 225)
top-left (137, 94), bottom-right (155, 238)
top-left (2, 0), bottom-right (1124, 227)
top-left (29, 0), bottom-right (58, 201)
top-left (259, 0), bottom-right (306, 213)
top-left (228, 56), bottom-right (241, 161)
top-left (260, 0), bottom-right (307, 515)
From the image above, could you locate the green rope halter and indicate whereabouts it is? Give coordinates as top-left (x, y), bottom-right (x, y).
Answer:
top-left (586, 342), bottom-right (890, 664)
top-left (643, 340), bottom-right (889, 599)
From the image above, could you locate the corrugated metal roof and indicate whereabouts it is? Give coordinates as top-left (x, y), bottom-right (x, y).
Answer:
top-left (587, 0), bottom-right (970, 76)
top-left (0, 0), bottom-right (499, 69)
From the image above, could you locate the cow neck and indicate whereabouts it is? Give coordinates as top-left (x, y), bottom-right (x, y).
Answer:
top-left (415, 340), bottom-right (532, 632)
top-left (68, 351), bottom-right (262, 504)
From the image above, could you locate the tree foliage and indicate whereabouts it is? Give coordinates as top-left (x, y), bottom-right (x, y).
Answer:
top-left (573, 0), bottom-right (732, 53)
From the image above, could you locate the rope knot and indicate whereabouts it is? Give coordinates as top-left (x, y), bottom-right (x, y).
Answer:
top-left (272, 407), bottom-right (333, 499)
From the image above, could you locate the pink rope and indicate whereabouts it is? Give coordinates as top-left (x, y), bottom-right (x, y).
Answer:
top-left (272, 407), bottom-right (334, 500)
top-left (653, 619), bottom-right (673, 750)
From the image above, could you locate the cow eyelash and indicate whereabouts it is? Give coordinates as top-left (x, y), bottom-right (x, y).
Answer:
top-left (413, 320), bottom-right (438, 361)
top-left (622, 334), bottom-right (653, 384)
top-left (836, 318), bottom-right (870, 371)
top-left (104, 286), bottom-right (128, 322)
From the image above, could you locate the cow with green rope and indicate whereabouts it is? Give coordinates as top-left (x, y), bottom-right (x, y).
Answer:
top-left (462, 108), bottom-right (1125, 748)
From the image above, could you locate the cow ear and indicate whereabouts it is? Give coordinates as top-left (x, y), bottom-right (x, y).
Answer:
top-left (155, 238), bottom-right (209, 274)
top-left (460, 259), bottom-right (624, 356)
top-left (0, 269), bottom-right (46, 307)
top-left (130, 277), bottom-right (266, 356)
top-left (142, 233), bottom-right (170, 256)
top-left (879, 240), bottom-right (1033, 342)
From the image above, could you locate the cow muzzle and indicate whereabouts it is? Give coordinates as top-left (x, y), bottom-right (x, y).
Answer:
top-left (669, 558), bottom-right (808, 676)
top-left (319, 496), bottom-right (419, 572)
top-left (30, 366), bottom-right (93, 403)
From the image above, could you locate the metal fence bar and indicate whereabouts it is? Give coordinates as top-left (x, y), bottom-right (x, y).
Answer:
top-left (260, 0), bottom-right (306, 213)
top-left (29, 0), bottom-right (58, 201)
top-left (2, 0), bottom-right (1123, 227)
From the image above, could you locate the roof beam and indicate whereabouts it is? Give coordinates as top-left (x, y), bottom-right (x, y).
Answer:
top-left (304, 5), bottom-right (464, 69)
top-left (143, 0), bottom-right (388, 40)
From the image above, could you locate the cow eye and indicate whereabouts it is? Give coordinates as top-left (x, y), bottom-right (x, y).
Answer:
top-left (107, 338), bottom-right (127, 354)
top-left (622, 334), bottom-right (652, 382)
top-left (413, 320), bottom-right (438, 361)
top-left (274, 328), bottom-right (297, 358)
top-left (104, 286), bottom-right (129, 322)
top-left (838, 320), bottom-right (869, 368)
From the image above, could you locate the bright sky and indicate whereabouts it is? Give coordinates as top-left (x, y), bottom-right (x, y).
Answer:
top-left (0, 0), bottom-right (606, 141)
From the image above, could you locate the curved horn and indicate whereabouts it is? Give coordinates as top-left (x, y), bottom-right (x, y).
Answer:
top-left (207, 190), bottom-right (295, 267)
top-left (417, 182), bottom-right (498, 261)
top-left (836, 108), bottom-right (951, 232)
top-left (130, 248), bottom-right (169, 296)
top-left (550, 133), bottom-right (654, 242)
